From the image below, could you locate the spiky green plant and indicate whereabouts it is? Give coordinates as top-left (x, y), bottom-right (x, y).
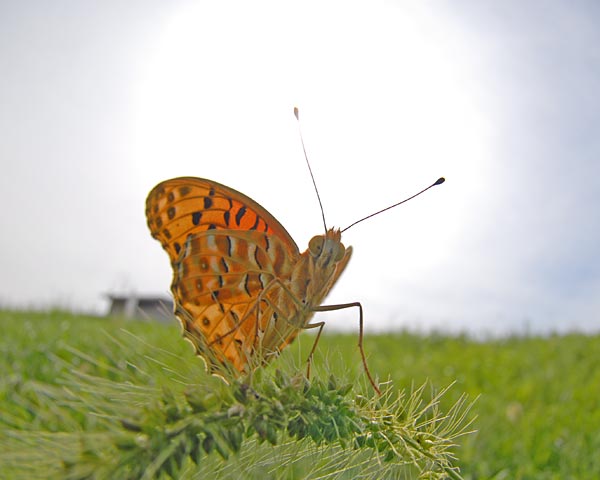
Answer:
top-left (1, 320), bottom-right (474, 480)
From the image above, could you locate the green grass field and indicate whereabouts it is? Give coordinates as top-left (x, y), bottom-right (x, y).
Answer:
top-left (1, 310), bottom-right (599, 479)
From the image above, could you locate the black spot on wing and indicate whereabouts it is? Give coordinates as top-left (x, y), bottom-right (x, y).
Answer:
top-left (254, 246), bottom-right (263, 269)
top-left (220, 257), bottom-right (229, 273)
top-left (192, 211), bottom-right (202, 225)
top-left (243, 274), bottom-right (251, 296)
top-left (226, 236), bottom-right (232, 257)
top-left (235, 206), bottom-right (246, 226)
top-left (211, 291), bottom-right (224, 312)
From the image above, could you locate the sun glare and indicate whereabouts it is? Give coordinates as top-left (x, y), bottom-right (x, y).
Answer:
top-left (133, 2), bottom-right (491, 299)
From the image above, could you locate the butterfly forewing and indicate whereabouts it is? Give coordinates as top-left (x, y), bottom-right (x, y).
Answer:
top-left (146, 177), bottom-right (300, 262)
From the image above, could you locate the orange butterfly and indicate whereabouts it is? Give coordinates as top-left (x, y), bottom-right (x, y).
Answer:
top-left (146, 114), bottom-right (444, 395)
top-left (145, 177), bottom-right (364, 382)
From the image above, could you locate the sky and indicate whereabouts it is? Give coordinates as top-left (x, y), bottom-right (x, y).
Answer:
top-left (1, 0), bottom-right (599, 336)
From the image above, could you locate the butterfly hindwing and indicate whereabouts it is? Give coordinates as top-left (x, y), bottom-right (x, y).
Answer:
top-left (171, 228), bottom-right (299, 374)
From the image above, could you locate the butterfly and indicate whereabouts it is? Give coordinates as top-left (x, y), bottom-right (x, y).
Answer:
top-left (145, 176), bottom-right (378, 388)
top-left (146, 173), bottom-right (443, 395)
top-left (146, 109), bottom-right (444, 395)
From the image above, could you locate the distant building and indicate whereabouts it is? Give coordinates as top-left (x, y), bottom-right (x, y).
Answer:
top-left (105, 294), bottom-right (174, 322)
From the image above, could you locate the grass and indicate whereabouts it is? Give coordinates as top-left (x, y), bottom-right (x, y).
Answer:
top-left (361, 333), bottom-right (600, 479)
top-left (1, 310), bottom-right (599, 479)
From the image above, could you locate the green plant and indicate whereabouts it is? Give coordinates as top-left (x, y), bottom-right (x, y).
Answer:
top-left (0, 312), bottom-right (474, 479)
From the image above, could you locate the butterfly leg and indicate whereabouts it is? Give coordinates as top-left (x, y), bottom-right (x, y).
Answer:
top-left (301, 320), bottom-right (325, 380)
top-left (253, 278), bottom-right (304, 339)
top-left (251, 280), bottom-right (324, 378)
top-left (254, 281), bottom-right (382, 395)
top-left (311, 302), bottom-right (381, 395)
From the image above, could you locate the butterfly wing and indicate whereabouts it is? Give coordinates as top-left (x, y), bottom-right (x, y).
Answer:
top-left (146, 177), bottom-right (299, 263)
top-left (146, 177), bottom-right (301, 375)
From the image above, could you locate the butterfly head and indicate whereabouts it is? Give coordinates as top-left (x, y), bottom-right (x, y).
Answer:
top-left (308, 228), bottom-right (346, 268)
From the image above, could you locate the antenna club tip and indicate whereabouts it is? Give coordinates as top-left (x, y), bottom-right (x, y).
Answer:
top-left (293, 107), bottom-right (299, 119)
top-left (434, 177), bottom-right (445, 186)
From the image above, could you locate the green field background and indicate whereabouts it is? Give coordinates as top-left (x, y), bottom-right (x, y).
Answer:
top-left (1, 310), bottom-right (599, 479)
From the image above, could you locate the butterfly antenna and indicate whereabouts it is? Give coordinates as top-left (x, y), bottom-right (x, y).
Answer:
top-left (294, 107), bottom-right (328, 233)
top-left (341, 177), bottom-right (445, 233)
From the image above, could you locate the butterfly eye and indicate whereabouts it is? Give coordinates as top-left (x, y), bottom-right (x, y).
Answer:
top-left (308, 235), bottom-right (325, 256)
top-left (334, 244), bottom-right (346, 262)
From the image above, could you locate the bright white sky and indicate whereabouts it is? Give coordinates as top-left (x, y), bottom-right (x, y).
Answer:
top-left (1, 1), bottom-right (599, 335)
